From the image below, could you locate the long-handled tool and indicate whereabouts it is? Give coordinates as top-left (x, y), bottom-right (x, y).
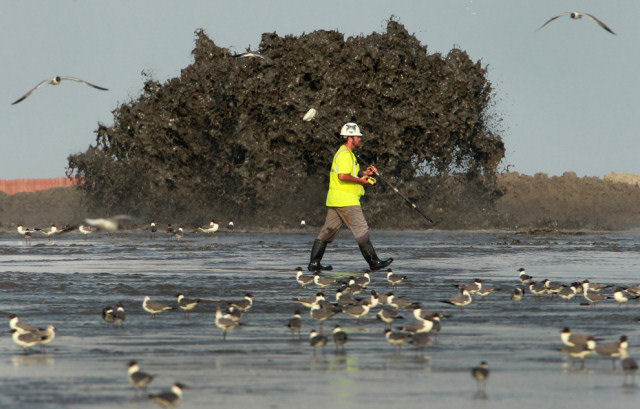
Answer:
top-left (303, 108), bottom-right (435, 224)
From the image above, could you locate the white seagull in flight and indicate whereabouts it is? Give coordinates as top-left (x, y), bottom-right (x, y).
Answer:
top-left (537, 12), bottom-right (616, 35)
top-left (233, 51), bottom-right (274, 64)
top-left (12, 76), bottom-right (108, 105)
top-left (84, 215), bottom-right (133, 232)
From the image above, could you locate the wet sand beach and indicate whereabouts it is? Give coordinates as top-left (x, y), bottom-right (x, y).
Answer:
top-left (1, 231), bottom-right (639, 408)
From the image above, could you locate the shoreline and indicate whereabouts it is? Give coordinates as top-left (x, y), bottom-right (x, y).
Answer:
top-left (2, 226), bottom-right (640, 235)
top-left (3, 171), bottom-right (640, 231)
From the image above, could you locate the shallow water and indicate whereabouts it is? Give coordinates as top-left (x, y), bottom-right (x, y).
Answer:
top-left (1, 230), bottom-right (640, 408)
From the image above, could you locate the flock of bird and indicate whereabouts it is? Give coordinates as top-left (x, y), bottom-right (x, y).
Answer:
top-left (4, 8), bottom-right (623, 405)
top-left (14, 218), bottom-right (313, 243)
top-left (291, 266), bottom-right (640, 390)
top-left (15, 220), bottom-right (230, 243)
top-left (9, 221), bottom-right (640, 404)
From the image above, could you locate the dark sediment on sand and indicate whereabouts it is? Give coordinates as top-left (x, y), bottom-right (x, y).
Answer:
top-left (2, 172), bottom-right (640, 231)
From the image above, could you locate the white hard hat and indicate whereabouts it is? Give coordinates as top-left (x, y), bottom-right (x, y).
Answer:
top-left (340, 122), bottom-right (362, 137)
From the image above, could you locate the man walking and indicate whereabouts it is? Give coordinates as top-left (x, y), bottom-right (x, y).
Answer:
top-left (308, 122), bottom-right (393, 271)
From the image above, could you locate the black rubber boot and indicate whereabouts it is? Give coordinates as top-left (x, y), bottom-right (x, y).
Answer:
top-left (358, 239), bottom-right (393, 271)
top-left (308, 239), bottom-right (333, 271)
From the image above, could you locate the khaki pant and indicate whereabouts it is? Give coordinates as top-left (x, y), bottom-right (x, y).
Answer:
top-left (316, 206), bottom-right (370, 244)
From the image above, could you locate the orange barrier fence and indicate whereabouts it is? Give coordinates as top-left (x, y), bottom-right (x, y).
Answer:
top-left (0, 177), bottom-right (80, 195)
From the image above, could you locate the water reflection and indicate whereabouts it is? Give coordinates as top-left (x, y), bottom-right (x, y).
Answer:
top-left (2, 231), bottom-right (640, 408)
top-left (621, 377), bottom-right (638, 395)
top-left (310, 355), bottom-right (330, 369)
top-left (473, 390), bottom-right (489, 400)
top-left (12, 354), bottom-right (55, 367)
top-left (328, 354), bottom-right (358, 372)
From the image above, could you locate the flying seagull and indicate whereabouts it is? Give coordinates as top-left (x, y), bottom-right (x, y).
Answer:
top-left (12, 76), bottom-right (108, 105)
top-left (233, 51), bottom-right (274, 64)
top-left (537, 12), bottom-right (616, 35)
top-left (84, 215), bottom-right (134, 232)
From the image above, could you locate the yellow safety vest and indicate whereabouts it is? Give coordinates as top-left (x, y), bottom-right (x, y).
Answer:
top-left (326, 145), bottom-right (365, 207)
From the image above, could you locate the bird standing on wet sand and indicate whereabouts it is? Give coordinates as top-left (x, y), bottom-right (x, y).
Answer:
top-left (613, 288), bottom-right (632, 305)
top-left (227, 293), bottom-right (254, 312)
top-left (384, 329), bottom-right (412, 353)
top-left (595, 335), bottom-right (628, 369)
top-left (476, 285), bottom-right (499, 297)
top-left (11, 76), bottom-right (108, 105)
top-left (8, 329), bottom-right (47, 352)
top-left (528, 281), bottom-right (547, 296)
top-left (313, 272), bottom-right (337, 288)
top-left (223, 306), bottom-right (243, 322)
top-left (581, 280), bottom-right (609, 292)
top-left (78, 225), bottom-right (96, 239)
top-left (335, 288), bottom-right (359, 307)
top-left (127, 360), bottom-right (154, 393)
top-left (399, 318), bottom-right (433, 334)
top-left (113, 303), bottom-right (126, 325)
top-left (624, 284), bottom-right (640, 297)
top-left (175, 294), bottom-right (200, 319)
top-left (457, 279), bottom-right (483, 294)
top-left (583, 289), bottom-right (608, 305)
top-left (518, 268), bottom-right (533, 284)
top-left (35, 325), bottom-right (55, 350)
top-left (309, 329), bottom-right (327, 355)
top-left (386, 293), bottom-right (412, 310)
top-left (429, 313), bottom-right (444, 341)
top-left (376, 306), bottom-right (403, 329)
top-left (148, 382), bottom-right (187, 408)
top-left (215, 306), bottom-right (242, 340)
top-left (440, 288), bottom-right (472, 311)
top-left (537, 12), bottom-right (616, 35)
top-left (346, 278), bottom-right (366, 294)
top-left (309, 303), bottom-right (341, 331)
top-left (543, 279), bottom-right (563, 296)
top-left (8, 314), bottom-right (39, 334)
top-left (511, 287), bottom-right (524, 303)
top-left (332, 325), bottom-right (348, 352)
top-left (287, 310), bottom-right (302, 337)
top-left (352, 271), bottom-right (371, 287)
top-left (143, 296), bottom-right (175, 319)
top-left (559, 337), bottom-right (597, 369)
top-left (173, 227), bottom-right (184, 239)
top-left (295, 267), bottom-right (315, 288)
top-left (342, 300), bottom-right (371, 324)
top-left (17, 225), bottom-right (38, 242)
top-left (102, 306), bottom-right (115, 323)
top-left (386, 269), bottom-right (407, 288)
top-left (558, 284), bottom-right (579, 301)
top-left (560, 327), bottom-right (597, 347)
top-left (41, 225), bottom-right (60, 241)
top-left (294, 292), bottom-right (325, 309)
top-left (471, 361), bottom-right (490, 392)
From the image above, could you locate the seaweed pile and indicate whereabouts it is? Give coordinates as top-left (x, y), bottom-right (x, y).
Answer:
top-left (67, 19), bottom-right (504, 228)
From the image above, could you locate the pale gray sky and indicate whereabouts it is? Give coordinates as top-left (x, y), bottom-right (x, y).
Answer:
top-left (1, 0), bottom-right (637, 179)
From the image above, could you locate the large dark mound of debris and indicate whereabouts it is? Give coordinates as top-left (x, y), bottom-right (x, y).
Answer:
top-left (68, 20), bottom-right (505, 228)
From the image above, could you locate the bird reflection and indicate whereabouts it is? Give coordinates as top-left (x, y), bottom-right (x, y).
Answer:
top-left (621, 383), bottom-right (637, 394)
top-left (473, 391), bottom-right (488, 400)
top-left (12, 354), bottom-right (54, 367)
